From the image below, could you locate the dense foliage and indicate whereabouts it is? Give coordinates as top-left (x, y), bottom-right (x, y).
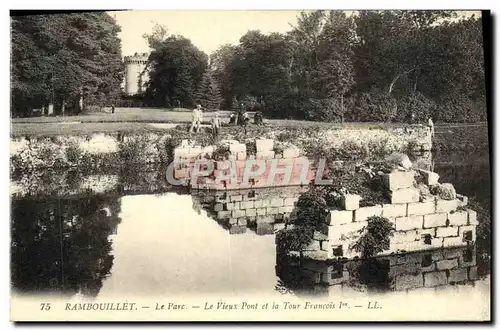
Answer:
top-left (351, 216), bottom-right (395, 258)
top-left (11, 13), bottom-right (124, 116)
top-left (13, 11), bottom-right (487, 123)
top-left (194, 71), bottom-right (222, 110)
top-left (206, 10), bottom-right (486, 123)
top-left (142, 29), bottom-right (208, 108)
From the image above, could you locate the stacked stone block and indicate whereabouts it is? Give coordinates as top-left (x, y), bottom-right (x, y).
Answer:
top-left (307, 168), bottom-right (478, 260)
top-left (173, 139), bottom-right (316, 190)
top-left (276, 246), bottom-right (478, 293)
top-left (191, 186), bottom-right (309, 235)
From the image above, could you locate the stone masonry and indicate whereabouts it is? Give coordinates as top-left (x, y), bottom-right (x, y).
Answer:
top-left (285, 166), bottom-right (477, 261)
top-left (173, 138), bottom-right (317, 190)
top-left (276, 246), bottom-right (478, 292)
top-left (191, 186), bottom-right (309, 235)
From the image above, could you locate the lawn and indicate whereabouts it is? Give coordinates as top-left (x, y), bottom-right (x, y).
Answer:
top-left (10, 107), bottom-right (490, 153)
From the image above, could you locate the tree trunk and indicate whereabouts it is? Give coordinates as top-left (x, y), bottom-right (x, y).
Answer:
top-left (340, 94), bottom-right (344, 123)
top-left (388, 67), bottom-right (419, 94)
top-left (288, 57), bottom-right (294, 83)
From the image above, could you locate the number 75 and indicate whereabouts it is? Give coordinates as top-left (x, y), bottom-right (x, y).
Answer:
top-left (40, 303), bottom-right (51, 311)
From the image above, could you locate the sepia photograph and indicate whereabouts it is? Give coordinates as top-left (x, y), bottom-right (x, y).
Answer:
top-left (9, 8), bottom-right (491, 322)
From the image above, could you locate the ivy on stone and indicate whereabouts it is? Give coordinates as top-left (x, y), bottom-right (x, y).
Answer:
top-left (352, 216), bottom-right (395, 258)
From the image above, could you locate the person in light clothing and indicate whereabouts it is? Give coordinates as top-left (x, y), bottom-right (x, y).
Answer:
top-left (189, 104), bottom-right (203, 133)
top-left (211, 112), bottom-right (221, 140)
top-left (428, 117), bottom-right (435, 138)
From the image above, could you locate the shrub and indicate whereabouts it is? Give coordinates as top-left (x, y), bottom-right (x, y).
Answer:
top-left (241, 95), bottom-right (263, 112)
top-left (367, 138), bottom-right (391, 158)
top-left (351, 216), bottom-right (394, 258)
top-left (212, 144), bottom-right (231, 161)
top-left (273, 141), bottom-right (288, 156)
top-left (276, 226), bottom-right (314, 253)
top-left (395, 92), bottom-right (436, 123)
top-left (435, 92), bottom-right (486, 123)
top-left (275, 130), bottom-right (300, 142)
top-left (264, 91), bottom-right (313, 120)
top-left (349, 89), bottom-right (397, 122)
top-left (293, 190), bottom-right (330, 228)
top-left (118, 136), bottom-right (149, 164)
top-left (335, 140), bottom-right (369, 160)
top-left (245, 140), bottom-right (257, 156)
top-left (65, 144), bottom-right (83, 165)
top-left (305, 98), bottom-right (343, 122)
top-left (430, 183), bottom-right (457, 200)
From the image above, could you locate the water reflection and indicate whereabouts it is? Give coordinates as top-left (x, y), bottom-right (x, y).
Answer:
top-left (191, 186), bottom-right (309, 235)
top-left (275, 246), bottom-right (480, 297)
top-left (10, 165), bottom-right (184, 199)
top-left (10, 194), bottom-right (121, 297)
top-left (9, 149), bottom-right (491, 298)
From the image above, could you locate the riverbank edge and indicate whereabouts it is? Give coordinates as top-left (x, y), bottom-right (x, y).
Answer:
top-left (10, 125), bottom-right (432, 173)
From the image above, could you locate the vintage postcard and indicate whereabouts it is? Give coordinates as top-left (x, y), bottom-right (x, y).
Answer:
top-left (9, 9), bottom-right (491, 322)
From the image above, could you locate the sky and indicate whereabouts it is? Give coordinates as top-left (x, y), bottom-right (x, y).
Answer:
top-left (111, 10), bottom-right (304, 57)
top-left (111, 10), bottom-right (482, 58)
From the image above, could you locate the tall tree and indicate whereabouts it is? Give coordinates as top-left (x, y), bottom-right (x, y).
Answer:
top-left (288, 10), bottom-right (327, 96)
top-left (144, 34), bottom-right (208, 108)
top-left (194, 71), bottom-right (222, 110)
top-left (230, 31), bottom-right (294, 106)
top-left (11, 12), bottom-right (124, 116)
top-left (311, 11), bottom-right (356, 99)
top-left (353, 10), bottom-right (458, 96)
top-left (210, 44), bottom-right (237, 109)
top-left (142, 23), bottom-right (169, 50)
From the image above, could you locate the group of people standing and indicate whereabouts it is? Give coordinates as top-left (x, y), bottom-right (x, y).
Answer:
top-left (189, 104), bottom-right (223, 140)
top-left (189, 103), bottom-right (264, 139)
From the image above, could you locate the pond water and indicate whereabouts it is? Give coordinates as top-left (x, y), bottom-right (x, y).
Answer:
top-left (10, 151), bottom-right (491, 305)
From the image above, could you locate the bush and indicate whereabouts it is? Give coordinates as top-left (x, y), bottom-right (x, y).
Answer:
top-left (335, 140), bottom-right (369, 160)
top-left (293, 190), bottom-right (330, 228)
top-left (65, 144), bottom-right (83, 165)
top-left (305, 98), bottom-right (343, 122)
top-left (367, 137), bottom-right (391, 158)
top-left (395, 92), bottom-right (436, 123)
top-left (276, 226), bottom-right (314, 252)
top-left (245, 140), bottom-right (257, 156)
top-left (264, 91), bottom-right (313, 120)
top-left (118, 136), bottom-right (151, 164)
top-left (351, 216), bottom-right (395, 258)
top-left (212, 144), bottom-right (231, 161)
top-left (431, 183), bottom-right (457, 200)
top-left (241, 95), bottom-right (263, 112)
top-left (435, 92), bottom-right (487, 123)
top-left (349, 89), bottom-right (397, 122)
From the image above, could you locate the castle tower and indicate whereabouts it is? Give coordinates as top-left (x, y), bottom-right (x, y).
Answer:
top-left (123, 52), bottom-right (150, 96)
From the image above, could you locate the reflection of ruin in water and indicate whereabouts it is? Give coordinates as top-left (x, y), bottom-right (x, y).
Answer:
top-left (9, 146), bottom-right (490, 298)
top-left (275, 246), bottom-right (480, 297)
top-left (190, 184), bottom-right (488, 297)
top-left (191, 186), bottom-right (309, 235)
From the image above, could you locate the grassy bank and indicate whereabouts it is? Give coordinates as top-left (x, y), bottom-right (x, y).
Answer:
top-left (10, 107), bottom-right (488, 152)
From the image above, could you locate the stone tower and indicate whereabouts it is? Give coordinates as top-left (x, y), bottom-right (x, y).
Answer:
top-left (123, 52), bottom-right (149, 96)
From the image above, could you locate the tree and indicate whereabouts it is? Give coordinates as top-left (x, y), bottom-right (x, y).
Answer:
top-left (144, 34), bottom-right (208, 108)
top-left (11, 13), bottom-right (124, 116)
top-left (142, 23), bottom-right (169, 50)
top-left (194, 71), bottom-right (222, 110)
top-left (230, 31), bottom-right (294, 110)
top-left (230, 96), bottom-right (239, 112)
top-left (292, 11), bottom-right (356, 100)
top-left (11, 195), bottom-right (120, 297)
top-left (353, 10), bottom-right (463, 96)
top-left (210, 44), bottom-right (238, 109)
